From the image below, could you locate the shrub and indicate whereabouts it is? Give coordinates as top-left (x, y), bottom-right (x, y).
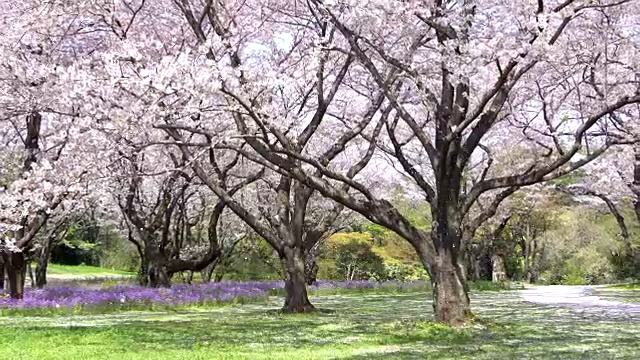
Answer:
top-left (384, 262), bottom-right (428, 282)
top-left (610, 252), bottom-right (640, 281)
top-left (326, 233), bottom-right (386, 281)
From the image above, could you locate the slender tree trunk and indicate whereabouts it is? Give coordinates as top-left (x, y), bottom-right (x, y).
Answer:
top-left (472, 257), bottom-right (481, 281)
top-left (202, 258), bottom-right (222, 283)
top-left (526, 239), bottom-right (539, 283)
top-left (458, 232), bottom-right (474, 282)
top-left (282, 246), bottom-right (314, 313)
top-left (632, 141), bottom-right (640, 228)
top-left (35, 260), bottom-right (48, 289)
top-left (0, 257), bottom-right (5, 290)
top-left (35, 235), bottom-right (55, 288)
top-left (27, 261), bottom-right (35, 288)
top-left (522, 239), bottom-right (530, 282)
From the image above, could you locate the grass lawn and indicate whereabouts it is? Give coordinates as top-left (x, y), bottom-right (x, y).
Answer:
top-left (1, 290), bottom-right (639, 359)
top-left (597, 284), bottom-right (640, 304)
top-left (605, 283), bottom-right (640, 290)
top-left (45, 264), bottom-right (134, 280)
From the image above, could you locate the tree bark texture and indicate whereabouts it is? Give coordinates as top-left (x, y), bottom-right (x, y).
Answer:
top-left (140, 248), bottom-right (172, 288)
top-left (35, 234), bottom-right (56, 288)
top-left (428, 249), bottom-right (471, 326)
top-left (491, 253), bottom-right (507, 282)
top-left (282, 246), bottom-right (314, 313)
top-left (3, 252), bottom-right (27, 299)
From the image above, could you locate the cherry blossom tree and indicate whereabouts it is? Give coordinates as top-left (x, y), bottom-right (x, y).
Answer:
top-left (179, 0), bottom-right (640, 325)
top-left (143, 0), bottom-right (367, 312)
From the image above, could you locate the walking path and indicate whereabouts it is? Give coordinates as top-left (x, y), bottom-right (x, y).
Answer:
top-left (519, 285), bottom-right (640, 320)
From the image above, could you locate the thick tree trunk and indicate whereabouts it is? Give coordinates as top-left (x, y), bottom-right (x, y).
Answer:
top-left (4, 252), bottom-right (27, 299)
top-left (139, 250), bottom-right (171, 288)
top-left (416, 228), bottom-right (472, 327)
top-left (426, 247), bottom-right (471, 327)
top-left (491, 253), bottom-right (507, 282)
top-left (146, 263), bottom-right (171, 288)
top-left (282, 246), bottom-right (314, 313)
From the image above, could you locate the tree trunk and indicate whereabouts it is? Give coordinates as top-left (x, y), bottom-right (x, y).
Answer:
top-left (27, 261), bottom-right (35, 288)
top-left (214, 271), bottom-right (224, 282)
top-left (0, 257), bottom-right (5, 290)
top-left (138, 258), bottom-right (149, 286)
top-left (458, 232), bottom-right (474, 282)
top-left (526, 239), bottom-right (539, 283)
top-left (472, 258), bottom-right (481, 281)
top-left (491, 253), bottom-right (507, 282)
top-left (146, 263), bottom-right (171, 288)
top-left (202, 258), bottom-right (221, 283)
top-left (139, 250), bottom-right (171, 288)
top-left (4, 252), bottom-right (27, 299)
top-left (303, 249), bottom-right (319, 285)
top-left (35, 236), bottom-right (54, 288)
top-left (282, 246), bottom-right (314, 313)
top-left (429, 249), bottom-right (471, 326)
top-left (35, 259), bottom-right (48, 289)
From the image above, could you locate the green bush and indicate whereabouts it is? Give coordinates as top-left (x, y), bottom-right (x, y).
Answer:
top-left (384, 262), bottom-right (428, 282)
top-left (215, 238), bottom-right (282, 281)
top-left (324, 233), bottom-right (387, 281)
top-left (316, 258), bottom-right (338, 280)
top-left (98, 228), bottom-right (139, 272)
top-left (334, 240), bottom-right (386, 281)
top-left (610, 252), bottom-right (640, 280)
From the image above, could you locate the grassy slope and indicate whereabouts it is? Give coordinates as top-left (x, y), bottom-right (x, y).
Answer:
top-left (45, 264), bottom-right (134, 280)
top-left (1, 290), bottom-right (639, 359)
top-left (605, 283), bottom-right (640, 290)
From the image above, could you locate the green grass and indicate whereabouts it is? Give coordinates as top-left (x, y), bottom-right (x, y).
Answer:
top-left (46, 264), bottom-right (134, 278)
top-left (605, 283), bottom-right (640, 290)
top-left (595, 286), bottom-right (640, 304)
top-left (1, 291), bottom-right (639, 359)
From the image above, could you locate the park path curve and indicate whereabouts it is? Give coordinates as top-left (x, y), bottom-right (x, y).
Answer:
top-left (519, 285), bottom-right (640, 320)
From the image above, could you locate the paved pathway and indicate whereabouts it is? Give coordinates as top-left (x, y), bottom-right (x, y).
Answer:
top-left (519, 285), bottom-right (640, 320)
